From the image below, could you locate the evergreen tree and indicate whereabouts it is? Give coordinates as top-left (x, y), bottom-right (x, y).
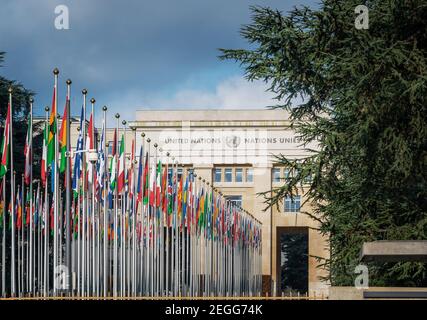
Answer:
top-left (220, 1), bottom-right (427, 286)
top-left (0, 52), bottom-right (42, 179)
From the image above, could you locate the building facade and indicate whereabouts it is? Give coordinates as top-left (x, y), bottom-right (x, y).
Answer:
top-left (39, 108), bottom-right (329, 296)
top-left (122, 109), bottom-right (330, 297)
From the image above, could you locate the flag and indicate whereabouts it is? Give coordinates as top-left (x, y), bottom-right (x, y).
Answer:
top-left (96, 118), bottom-right (105, 199)
top-left (86, 113), bottom-right (94, 183)
top-left (128, 139), bottom-right (135, 200)
top-left (136, 145), bottom-right (143, 208)
top-left (109, 129), bottom-right (117, 191)
top-left (47, 88), bottom-right (57, 166)
top-left (72, 106), bottom-right (84, 195)
top-left (142, 152), bottom-right (149, 205)
top-left (16, 186), bottom-right (22, 230)
top-left (0, 102), bottom-right (11, 178)
top-left (41, 120), bottom-right (48, 186)
top-left (117, 134), bottom-right (125, 193)
top-left (24, 118), bottom-right (32, 184)
top-left (156, 160), bottom-right (161, 207)
top-left (59, 98), bottom-right (68, 173)
top-left (149, 160), bottom-right (156, 206)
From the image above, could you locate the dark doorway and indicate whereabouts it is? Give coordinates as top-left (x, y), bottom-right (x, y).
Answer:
top-left (279, 228), bottom-right (308, 295)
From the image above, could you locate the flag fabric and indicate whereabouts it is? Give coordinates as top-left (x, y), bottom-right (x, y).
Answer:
top-left (155, 160), bottom-right (161, 208)
top-left (96, 118), bottom-right (105, 199)
top-left (41, 120), bottom-right (48, 186)
top-left (0, 102), bottom-right (11, 178)
top-left (142, 152), bottom-right (149, 205)
top-left (24, 118), bottom-right (32, 184)
top-left (136, 146), bottom-right (143, 208)
top-left (117, 134), bottom-right (125, 193)
top-left (109, 129), bottom-right (117, 191)
top-left (59, 98), bottom-right (68, 173)
top-left (149, 160), bottom-right (156, 206)
top-left (86, 113), bottom-right (94, 183)
top-left (72, 106), bottom-right (84, 195)
top-left (16, 186), bottom-right (22, 230)
top-left (47, 88), bottom-right (57, 166)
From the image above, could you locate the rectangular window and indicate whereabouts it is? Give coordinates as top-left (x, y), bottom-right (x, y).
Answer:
top-left (107, 141), bottom-right (114, 155)
top-left (246, 168), bottom-right (253, 182)
top-left (226, 195), bottom-right (242, 208)
top-left (284, 195), bottom-right (301, 213)
top-left (304, 174), bottom-right (312, 184)
top-left (177, 168), bottom-right (183, 181)
top-left (224, 168), bottom-right (232, 182)
top-left (214, 168), bottom-right (222, 182)
top-left (284, 168), bottom-right (290, 179)
top-left (273, 168), bottom-right (281, 183)
top-left (235, 168), bottom-right (243, 182)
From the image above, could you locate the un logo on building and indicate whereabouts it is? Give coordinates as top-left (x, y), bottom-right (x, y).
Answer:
top-left (226, 135), bottom-right (241, 148)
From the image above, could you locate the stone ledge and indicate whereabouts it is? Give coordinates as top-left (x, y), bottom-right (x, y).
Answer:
top-left (360, 240), bottom-right (427, 262)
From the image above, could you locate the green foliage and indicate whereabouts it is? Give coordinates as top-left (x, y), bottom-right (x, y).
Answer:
top-left (220, 1), bottom-right (427, 286)
top-left (281, 232), bottom-right (308, 294)
top-left (0, 52), bottom-right (41, 179)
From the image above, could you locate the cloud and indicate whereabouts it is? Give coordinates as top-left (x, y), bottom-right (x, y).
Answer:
top-left (101, 75), bottom-right (277, 126)
top-left (148, 76), bottom-right (276, 109)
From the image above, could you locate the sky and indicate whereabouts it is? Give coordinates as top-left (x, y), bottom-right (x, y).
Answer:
top-left (0, 0), bottom-right (317, 125)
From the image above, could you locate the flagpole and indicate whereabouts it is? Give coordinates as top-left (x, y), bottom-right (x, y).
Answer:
top-left (113, 113), bottom-right (119, 298)
top-left (81, 88), bottom-right (87, 296)
top-left (52, 68), bottom-right (59, 296)
top-left (102, 106), bottom-right (108, 297)
top-left (90, 97), bottom-right (96, 297)
top-left (1, 176), bottom-right (5, 297)
top-left (139, 132), bottom-right (146, 295)
top-left (20, 174), bottom-right (24, 297)
top-left (122, 119), bottom-right (128, 297)
top-left (29, 97), bottom-right (34, 296)
top-left (65, 79), bottom-right (72, 294)
top-left (43, 106), bottom-right (49, 297)
top-left (8, 87), bottom-right (16, 297)
top-left (131, 126), bottom-right (137, 297)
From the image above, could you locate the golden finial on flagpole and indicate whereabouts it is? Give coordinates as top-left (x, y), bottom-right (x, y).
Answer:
top-left (53, 68), bottom-right (59, 75)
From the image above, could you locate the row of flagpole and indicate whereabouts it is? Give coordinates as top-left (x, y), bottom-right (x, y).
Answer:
top-left (0, 68), bottom-right (262, 298)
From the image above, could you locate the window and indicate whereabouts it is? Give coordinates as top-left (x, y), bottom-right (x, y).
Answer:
top-left (246, 168), bottom-right (253, 182)
top-left (177, 168), bottom-right (183, 181)
top-left (235, 168), bottom-right (243, 182)
top-left (226, 195), bottom-right (242, 208)
top-left (304, 174), bottom-right (312, 184)
top-left (273, 168), bottom-right (281, 183)
top-left (168, 168), bottom-right (173, 181)
top-left (284, 168), bottom-right (290, 179)
top-left (214, 168), bottom-right (222, 182)
top-left (284, 195), bottom-right (301, 213)
top-left (107, 141), bottom-right (114, 155)
top-left (108, 140), bottom-right (121, 155)
top-left (224, 168), bottom-right (232, 182)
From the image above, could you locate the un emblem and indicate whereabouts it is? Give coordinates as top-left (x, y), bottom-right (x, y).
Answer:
top-left (226, 135), bottom-right (241, 148)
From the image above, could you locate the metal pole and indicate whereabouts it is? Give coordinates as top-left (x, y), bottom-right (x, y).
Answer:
top-left (65, 79), bottom-right (72, 294)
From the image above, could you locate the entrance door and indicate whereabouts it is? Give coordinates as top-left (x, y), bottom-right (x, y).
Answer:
top-left (279, 227), bottom-right (309, 296)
